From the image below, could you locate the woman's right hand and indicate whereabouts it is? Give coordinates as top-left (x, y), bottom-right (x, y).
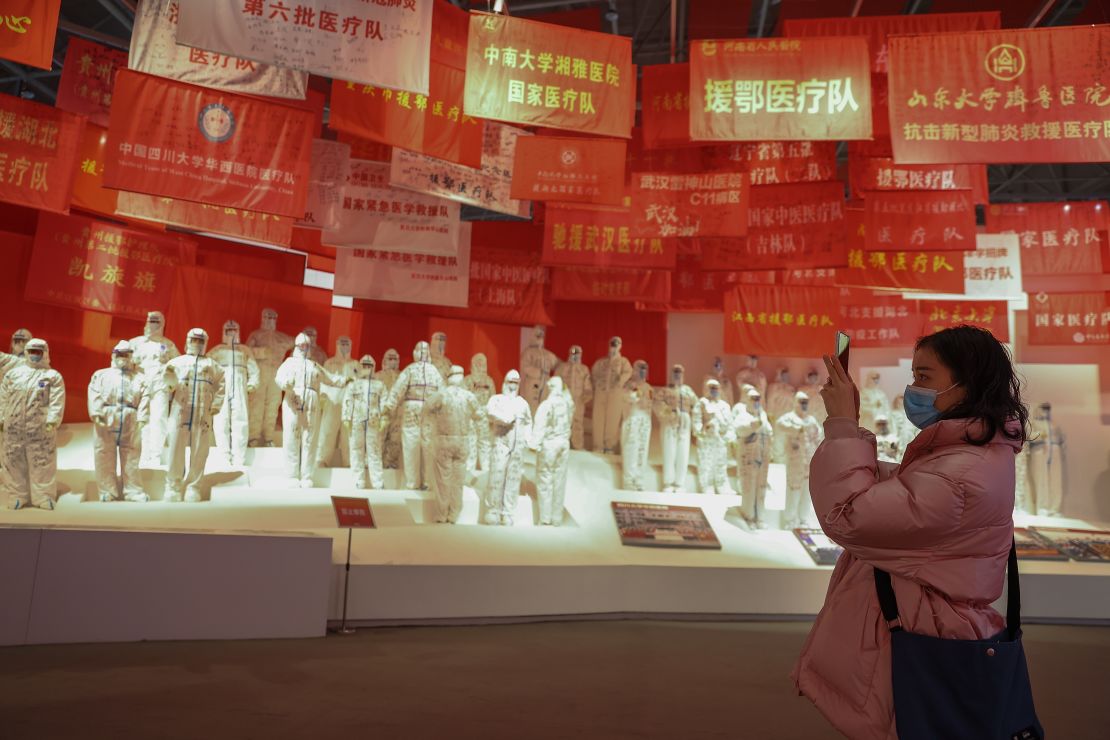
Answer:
top-left (820, 354), bottom-right (860, 422)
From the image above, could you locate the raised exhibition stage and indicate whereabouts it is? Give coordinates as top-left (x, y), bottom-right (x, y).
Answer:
top-left (1, 423), bottom-right (1107, 645)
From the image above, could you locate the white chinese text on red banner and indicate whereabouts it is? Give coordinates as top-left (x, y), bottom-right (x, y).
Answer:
top-left (864, 190), bottom-right (975, 252)
top-left (630, 171), bottom-right (749, 238)
top-left (985, 201), bottom-right (1106, 276)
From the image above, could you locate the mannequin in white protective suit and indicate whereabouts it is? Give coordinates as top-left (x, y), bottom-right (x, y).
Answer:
top-left (1028, 402), bottom-right (1066, 517)
top-left (246, 308), bottom-right (293, 447)
top-left (620, 360), bottom-right (654, 491)
top-left (0, 328), bottom-right (31, 383)
top-left (385, 341), bottom-right (445, 490)
top-left (429, 331), bottom-right (453, 380)
top-left (702, 356), bottom-right (735, 407)
top-left (343, 355), bottom-right (387, 490)
top-left (464, 352), bottom-right (496, 475)
top-left (874, 415), bottom-right (901, 463)
top-left (591, 336), bottom-right (632, 454)
top-left (520, 324), bottom-right (558, 414)
top-left (208, 320), bottom-right (260, 467)
top-left (733, 388), bottom-right (773, 528)
top-left (556, 345), bottom-right (592, 451)
top-left (163, 329), bottom-right (225, 502)
top-left (654, 364), bottom-right (698, 493)
top-left (530, 375), bottom-right (573, 525)
top-left (317, 336), bottom-right (359, 468)
top-left (88, 341), bottom-right (149, 502)
top-left (798, 369), bottom-right (826, 422)
top-left (130, 311), bottom-right (179, 466)
top-left (485, 369), bottom-right (532, 525)
top-left (775, 391), bottom-right (822, 530)
top-left (858, 370), bottom-right (891, 433)
top-left (425, 365), bottom-right (482, 523)
top-left (765, 367), bottom-right (796, 424)
top-left (300, 325), bottom-right (328, 365)
top-left (1, 338), bottom-right (65, 510)
top-left (378, 348), bottom-right (402, 469)
top-left (275, 332), bottom-right (347, 488)
top-left (889, 394), bottom-right (918, 452)
top-left (692, 379), bottom-right (735, 495)
top-left (735, 355), bottom-right (767, 398)
top-left (1014, 443), bottom-right (1033, 515)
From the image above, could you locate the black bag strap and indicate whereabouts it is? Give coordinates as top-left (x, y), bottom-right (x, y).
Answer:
top-left (873, 538), bottom-right (1021, 640)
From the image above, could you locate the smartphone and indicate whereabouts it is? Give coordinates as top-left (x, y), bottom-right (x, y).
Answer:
top-left (835, 331), bottom-right (850, 372)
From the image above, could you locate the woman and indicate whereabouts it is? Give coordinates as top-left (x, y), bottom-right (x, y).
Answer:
top-left (792, 326), bottom-right (1028, 739)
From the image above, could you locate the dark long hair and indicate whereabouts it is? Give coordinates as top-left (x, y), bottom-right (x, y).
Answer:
top-left (915, 325), bottom-right (1028, 445)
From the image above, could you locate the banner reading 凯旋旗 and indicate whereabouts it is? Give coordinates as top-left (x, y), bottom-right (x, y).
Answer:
top-left (0, 94), bottom-right (85, 214)
top-left (176, 0), bottom-right (431, 94)
top-left (105, 70), bottom-right (314, 218)
top-left (129, 0), bottom-right (307, 100)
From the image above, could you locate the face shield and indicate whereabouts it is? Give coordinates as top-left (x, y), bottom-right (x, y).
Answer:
top-left (806, 371), bottom-right (819, 385)
top-left (635, 361), bottom-right (649, 381)
top-left (671, 364), bottom-right (684, 386)
top-left (795, 391), bottom-right (809, 415)
top-left (303, 327), bottom-right (318, 346)
top-left (431, 332), bottom-right (447, 355)
top-left (11, 329), bottom-right (30, 355)
top-left (748, 392), bottom-right (762, 413)
top-left (293, 333), bottom-right (312, 358)
top-left (706, 380), bottom-right (720, 400)
top-left (413, 341), bottom-right (430, 363)
top-left (186, 329), bottom-right (208, 356)
top-left (144, 312), bottom-right (165, 339)
top-left (357, 355), bottom-right (375, 378)
top-left (503, 370), bottom-right (521, 397)
top-left (25, 338), bottom-right (47, 366)
top-left (222, 320), bottom-right (240, 345)
top-left (261, 308), bottom-right (278, 332)
top-left (112, 340), bottom-right (133, 369)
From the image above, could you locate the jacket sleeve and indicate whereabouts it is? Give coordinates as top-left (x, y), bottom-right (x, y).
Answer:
top-left (810, 417), bottom-right (979, 562)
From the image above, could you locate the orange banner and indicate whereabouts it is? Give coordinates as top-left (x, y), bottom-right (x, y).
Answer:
top-left (115, 192), bottom-right (295, 248)
top-left (985, 201), bottom-right (1106, 277)
top-left (889, 26), bottom-right (1110, 163)
top-left (105, 70), bottom-right (314, 218)
top-left (837, 289), bottom-right (922, 348)
top-left (0, 94), bottom-right (84, 213)
top-left (0, 0), bottom-right (59, 70)
top-left (542, 204), bottom-right (676, 269)
top-left (464, 12), bottom-right (633, 138)
top-left (630, 171), bottom-right (749, 238)
top-left (641, 63), bottom-right (694, 149)
top-left (25, 211), bottom-right (195, 320)
top-left (709, 141), bottom-right (838, 186)
top-left (864, 190), bottom-right (976, 252)
top-left (1027, 292), bottom-right (1109, 345)
top-left (723, 285), bottom-right (839, 357)
top-left (838, 248), bottom-right (966, 294)
top-left (55, 37), bottom-right (126, 128)
top-left (690, 36), bottom-right (872, 141)
top-left (849, 153), bottom-right (989, 204)
top-left (70, 124), bottom-right (118, 218)
top-left (551, 266), bottom-right (670, 303)
top-left (511, 136), bottom-right (626, 205)
top-left (919, 299), bottom-right (1010, 343)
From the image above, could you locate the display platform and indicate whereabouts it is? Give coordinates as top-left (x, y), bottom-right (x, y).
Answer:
top-left (2, 423), bottom-right (1109, 643)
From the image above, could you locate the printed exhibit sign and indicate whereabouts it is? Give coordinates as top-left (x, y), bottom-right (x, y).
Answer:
top-left (331, 496), bottom-right (376, 528)
top-left (611, 502), bottom-right (721, 549)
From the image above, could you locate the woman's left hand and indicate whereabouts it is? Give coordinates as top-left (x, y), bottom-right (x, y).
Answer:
top-left (820, 354), bottom-right (860, 422)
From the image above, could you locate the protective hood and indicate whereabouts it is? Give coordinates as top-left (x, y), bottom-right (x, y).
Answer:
top-left (261, 308), bottom-right (278, 332)
top-left (357, 354), bottom-right (375, 378)
top-left (746, 355), bottom-right (759, 369)
top-left (569, 345), bottom-right (583, 364)
top-left (431, 331), bottom-right (447, 357)
top-left (777, 367), bottom-right (789, 383)
top-left (303, 326), bottom-right (319, 346)
top-left (867, 371), bottom-right (881, 386)
top-left (794, 390), bottom-right (810, 416)
top-left (24, 338), bottom-right (50, 368)
top-left (546, 375), bottom-right (564, 395)
top-left (293, 332), bottom-right (312, 359)
top-left (383, 348), bottom-right (400, 371)
top-left (530, 325), bottom-right (546, 347)
top-left (607, 336), bottom-right (622, 358)
top-left (447, 365), bottom-right (465, 386)
top-left (111, 340), bottom-right (133, 369)
top-left (670, 364), bottom-right (685, 386)
top-left (633, 360), bottom-right (649, 383)
top-left (11, 328), bottom-right (31, 355)
top-left (704, 378), bottom-right (721, 399)
top-left (745, 389), bottom-right (763, 415)
top-left (144, 311), bottom-right (166, 339)
top-left (335, 335), bottom-right (352, 360)
top-left (222, 320), bottom-right (240, 344)
top-left (186, 328), bottom-right (208, 356)
top-left (502, 369), bottom-right (521, 396)
top-left (470, 352), bottom-right (488, 375)
top-left (413, 341), bottom-right (431, 363)
top-left (875, 415), bottom-right (891, 434)
top-left (806, 371), bottom-right (820, 385)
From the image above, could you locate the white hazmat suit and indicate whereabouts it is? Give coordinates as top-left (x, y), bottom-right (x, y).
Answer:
top-left (246, 308), bottom-right (294, 446)
top-left (775, 392), bottom-right (822, 529)
top-left (765, 368), bottom-right (796, 424)
top-left (464, 353), bottom-right (496, 475)
top-left (343, 356), bottom-right (387, 490)
top-left (301, 326), bottom-right (328, 365)
top-left (130, 311), bottom-right (179, 466)
top-left (1, 338), bottom-right (65, 509)
top-left (591, 336), bottom-right (632, 453)
top-left (733, 389), bottom-right (773, 528)
top-left (208, 321), bottom-right (260, 467)
top-left (385, 341), bottom-right (444, 490)
top-left (425, 366), bottom-right (482, 523)
top-left (88, 342), bottom-right (149, 502)
top-left (485, 370), bottom-right (532, 525)
top-left (692, 380), bottom-right (734, 495)
top-left (0, 328), bottom-right (31, 385)
top-left (275, 333), bottom-right (346, 487)
top-left (798, 371), bottom-right (827, 422)
top-left (654, 364), bottom-right (698, 493)
top-left (317, 336), bottom-right (359, 467)
top-left (429, 331), bottom-right (453, 381)
top-left (520, 325), bottom-right (558, 414)
top-left (859, 371), bottom-right (891, 434)
top-left (874, 416), bottom-right (901, 463)
top-left (378, 348), bottom-right (402, 468)
top-left (735, 355), bottom-right (767, 399)
top-left (702, 357), bottom-right (735, 407)
top-left (530, 375), bottom-right (573, 525)
top-left (556, 345), bottom-right (593, 451)
top-left (1028, 403), bottom-right (1066, 517)
top-left (164, 329), bottom-right (225, 502)
top-left (620, 360), bottom-right (654, 491)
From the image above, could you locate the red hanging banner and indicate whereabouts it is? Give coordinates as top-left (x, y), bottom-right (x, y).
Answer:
top-left (25, 212), bottom-right (195, 319)
top-left (723, 285), bottom-right (839, 357)
top-left (431, 242), bottom-right (552, 326)
top-left (104, 70), bottom-right (314, 218)
top-left (641, 63), bottom-right (694, 149)
top-left (70, 124), bottom-right (118, 218)
top-left (919, 299), bottom-right (1010, 343)
top-left (1027, 292), bottom-right (1110, 345)
top-left (114, 192), bottom-right (295, 248)
top-left (55, 37), bottom-right (127, 128)
top-left (0, 0), bottom-right (60, 70)
top-left (542, 204), bottom-right (676, 269)
top-left (690, 36), bottom-right (872, 142)
top-left (0, 94), bottom-right (84, 214)
top-left (837, 288), bottom-right (922, 348)
top-left (985, 201), bottom-right (1106, 277)
top-left (511, 135), bottom-right (626, 205)
top-left (629, 171), bottom-right (750, 238)
top-left (660, 254), bottom-right (742, 313)
top-left (709, 140), bottom-right (838, 186)
top-left (889, 26), bottom-right (1110, 164)
top-left (463, 12), bottom-right (633, 138)
top-left (839, 248), bottom-right (966, 293)
top-left (551, 266), bottom-right (670, 303)
top-left (849, 155), bottom-right (989, 204)
top-left (864, 190), bottom-right (976, 252)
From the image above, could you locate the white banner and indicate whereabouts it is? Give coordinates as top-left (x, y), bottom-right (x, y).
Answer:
top-left (177, 0), bottom-right (432, 94)
top-left (322, 159), bottom-right (461, 254)
top-left (907, 233), bottom-right (1024, 302)
top-left (129, 0), bottom-right (307, 99)
top-left (390, 121), bottom-right (531, 218)
top-left (297, 139), bottom-right (350, 231)
top-left (334, 223), bottom-right (471, 307)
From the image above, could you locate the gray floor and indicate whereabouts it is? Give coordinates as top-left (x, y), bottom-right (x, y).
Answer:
top-left (1, 620), bottom-right (1106, 739)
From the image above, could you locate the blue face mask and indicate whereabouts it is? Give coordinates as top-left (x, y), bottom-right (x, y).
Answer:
top-left (903, 382), bottom-right (959, 430)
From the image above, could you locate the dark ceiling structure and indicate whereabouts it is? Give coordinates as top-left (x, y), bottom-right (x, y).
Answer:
top-left (3, 0), bottom-right (1110, 203)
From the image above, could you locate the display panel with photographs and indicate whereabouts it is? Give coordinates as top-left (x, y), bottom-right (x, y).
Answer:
top-left (1030, 527), bottom-right (1110, 562)
top-left (793, 528), bottom-right (843, 566)
top-left (611, 502), bottom-right (722, 549)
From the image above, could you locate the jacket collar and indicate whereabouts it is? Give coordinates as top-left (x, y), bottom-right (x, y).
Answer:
top-left (900, 417), bottom-right (1022, 469)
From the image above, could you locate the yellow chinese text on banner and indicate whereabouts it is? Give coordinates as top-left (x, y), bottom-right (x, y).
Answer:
top-left (176, 0), bottom-right (432, 95)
